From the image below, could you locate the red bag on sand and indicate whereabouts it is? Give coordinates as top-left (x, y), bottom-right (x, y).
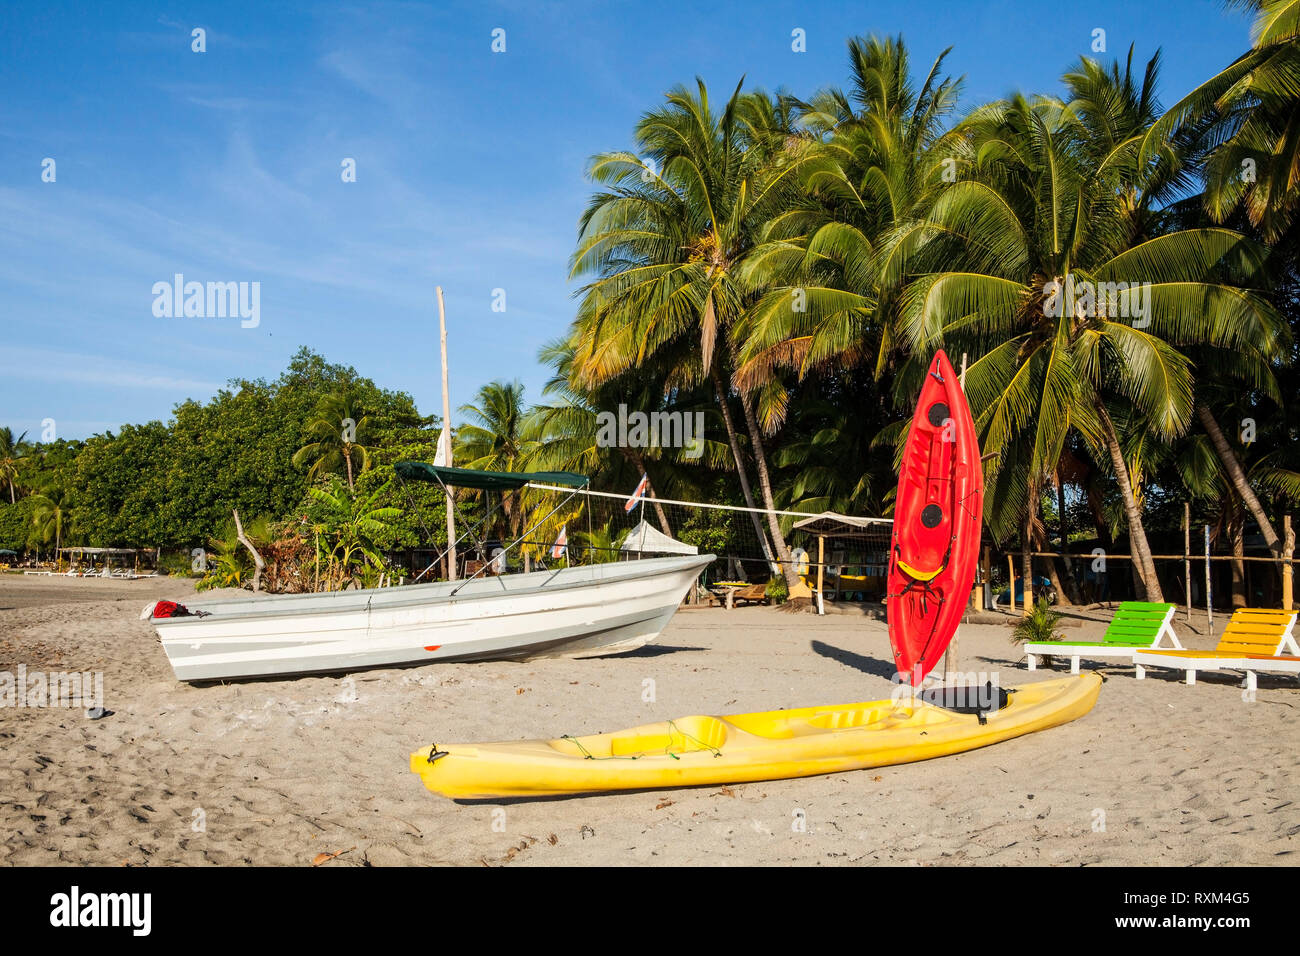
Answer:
top-left (151, 600), bottom-right (191, 619)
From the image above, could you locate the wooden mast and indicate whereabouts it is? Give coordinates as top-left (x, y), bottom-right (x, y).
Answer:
top-left (437, 286), bottom-right (457, 581)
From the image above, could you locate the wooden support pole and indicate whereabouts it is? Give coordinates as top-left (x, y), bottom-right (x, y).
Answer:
top-left (1183, 502), bottom-right (1191, 623)
top-left (1007, 553), bottom-right (1015, 611)
top-left (817, 535), bottom-right (825, 614)
top-left (1204, 524), bottom-right (1213, 633)
top-left (1284, 515), bottom-right (1295, 611)
top-left (982, 545), bottom-right (992, 610)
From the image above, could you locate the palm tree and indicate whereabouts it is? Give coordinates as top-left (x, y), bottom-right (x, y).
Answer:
top-left (769, 387), bottom-right (894, 518)
top-left (458, 380), bottom-right (538, 539)
top-left (0, 428), bottom-right (28, 504)
top-left (888, 51), bottom-right (1285, 601)
top-left (1133, 2), bottom-right (1300, 561)
top-left (29, 485), bottom-right (73, 557)
top-left (734, 34), bottom-right (963, 388)
top-left (1144, 0), bottom-right (1300, 243)
top-left (568, 78), bottom-right (817, 588)
top-left (292, 390), bottom-right (373, 492)
top-left (527, 337), bottom-right (727, 535)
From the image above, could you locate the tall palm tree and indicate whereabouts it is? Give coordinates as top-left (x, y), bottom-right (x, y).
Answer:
top-left (292, 390), bottom-right (373, 492)
top-left (0, 428), bottom-right (28, 504)
top-left (29, 485), bottom-right (73, 556)
top-left (458, 380), bottom-right (538, 539)
top-left (1137, 0), bottom-right (1300, 560)
top-left (888, 51), bottom-right (1285, 601)
top-left (568, 78), bottom-right (817, 587)
top-left (734, 34), bottom-right (963, 389)
top-left (526, 337), bottom-right (726, 535)
top-left (1145, 0), bottom-right (1300, 243)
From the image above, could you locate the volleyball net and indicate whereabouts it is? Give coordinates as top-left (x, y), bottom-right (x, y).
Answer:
top-left (514, 483), bottom-right (893, 588)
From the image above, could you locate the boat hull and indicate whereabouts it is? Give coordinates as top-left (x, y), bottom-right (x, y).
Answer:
top-left (147, 554), bottom-right (714, 681)
top-left (409, 674), bottom-right (1101, 799)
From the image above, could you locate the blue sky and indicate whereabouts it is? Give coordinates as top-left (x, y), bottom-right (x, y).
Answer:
top-left (0, 0), bottom-right (1256, 440)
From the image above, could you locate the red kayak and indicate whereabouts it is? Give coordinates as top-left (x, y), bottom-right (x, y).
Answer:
top-left (887, 350), bottom-right (984, 684)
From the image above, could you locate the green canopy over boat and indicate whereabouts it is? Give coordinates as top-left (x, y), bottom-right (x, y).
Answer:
top-left (394, 461), bottom-right (588, 491)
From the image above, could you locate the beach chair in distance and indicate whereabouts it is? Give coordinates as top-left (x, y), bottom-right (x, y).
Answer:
top-left (1134, 608), bottom-right (1300, 692)
top-left (730, 583), bottom-right (770, 607)
top-left (1025, 601), bottom-right (1180, 673)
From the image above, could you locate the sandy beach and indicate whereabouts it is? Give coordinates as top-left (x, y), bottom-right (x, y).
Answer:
top-left (1, 573), bottom-right (1296, 867)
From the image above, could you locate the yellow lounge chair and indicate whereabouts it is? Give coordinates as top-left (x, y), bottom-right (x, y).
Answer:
top-left (1133, 608), bottom-right (1300, 691)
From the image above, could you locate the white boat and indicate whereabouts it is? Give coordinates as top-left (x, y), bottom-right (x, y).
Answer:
top-left (143, 553), bottom-right (713, 681)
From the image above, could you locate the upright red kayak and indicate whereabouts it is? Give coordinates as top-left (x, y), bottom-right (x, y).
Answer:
top-left (887, 350), bottom-right (984, 684)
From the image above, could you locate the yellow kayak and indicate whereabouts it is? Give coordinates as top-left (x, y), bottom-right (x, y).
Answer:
top-left (409, 673), bottom-right (1101, 799)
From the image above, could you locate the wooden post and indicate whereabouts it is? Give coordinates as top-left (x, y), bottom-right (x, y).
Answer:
top-left (817, 535), bottom-right (825, 614)
top-left (1283, 515), bottom-right (1294, 611)
top-left (1183, 502), bottom-right (1191, 623)
top-left (1007, 553), bottom-right (1015, 611)
top-left (436, 285), bottom-right (456, 581)
top-left (982, 545), bottom-right (992, 610)
top-left (1204, 524), bottom-right (1213, 633)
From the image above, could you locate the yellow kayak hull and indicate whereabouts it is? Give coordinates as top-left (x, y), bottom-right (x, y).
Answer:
top-left (409, 673), bottom-right (1102, 799)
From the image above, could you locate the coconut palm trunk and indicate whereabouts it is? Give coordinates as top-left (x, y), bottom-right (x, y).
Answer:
top-left (646, 481), bottom-right (673, 537)
top-left (737, 388), bottom-right (800, 590)
top-left (1196, 403), bottom-right (1280, 556)
top-left (1020, 476), bottom-right (1038, 615)
top-left (712, 369), bottom-right (776, 567)
top-left (1095, 400), bottom-right (1163, 601)
top-left (1228, 500), bottom-right (1246, 608)
top-left (1034, 523), bottom-right (1070, 607)
top-left (1055, 469), bottom-right (1081, 603)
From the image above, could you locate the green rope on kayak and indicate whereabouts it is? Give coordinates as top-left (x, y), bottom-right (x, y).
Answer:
top-left (560, 734), bottom-right (639, 761)
top-left (559, 720), bottom-right (722, 761)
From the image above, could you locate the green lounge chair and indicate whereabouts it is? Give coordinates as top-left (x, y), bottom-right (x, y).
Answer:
top-left (1134, 608), bottom-right (1299, 691)
top-left (1024, 601), bottom-right (1180, 673)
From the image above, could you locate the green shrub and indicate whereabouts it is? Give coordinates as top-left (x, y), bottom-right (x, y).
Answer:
top-left (765, 574), bottom-right (788, 604)
top-left (1011, 597), bottom-right (1064, 645)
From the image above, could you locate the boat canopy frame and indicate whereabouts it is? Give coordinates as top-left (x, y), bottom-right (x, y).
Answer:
top-left (393, 461), bottom-right (591, 588)
top-left (394, 462), bottom-right (587, 492)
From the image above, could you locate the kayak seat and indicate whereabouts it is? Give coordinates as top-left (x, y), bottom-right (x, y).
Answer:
top-left (607, 715), bottom-right (728, 757)
top-left (896, 558), bottom-right (944, 582)
top-left (920, 683), bottom-right (1010, 715)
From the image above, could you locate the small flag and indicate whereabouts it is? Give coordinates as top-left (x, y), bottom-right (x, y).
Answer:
top-left (433, 427), bottom-right (452, 467)
top-left (625, 473), bottom-right (650, 513)
top-left (550, 525), bottom-right (567, 559)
